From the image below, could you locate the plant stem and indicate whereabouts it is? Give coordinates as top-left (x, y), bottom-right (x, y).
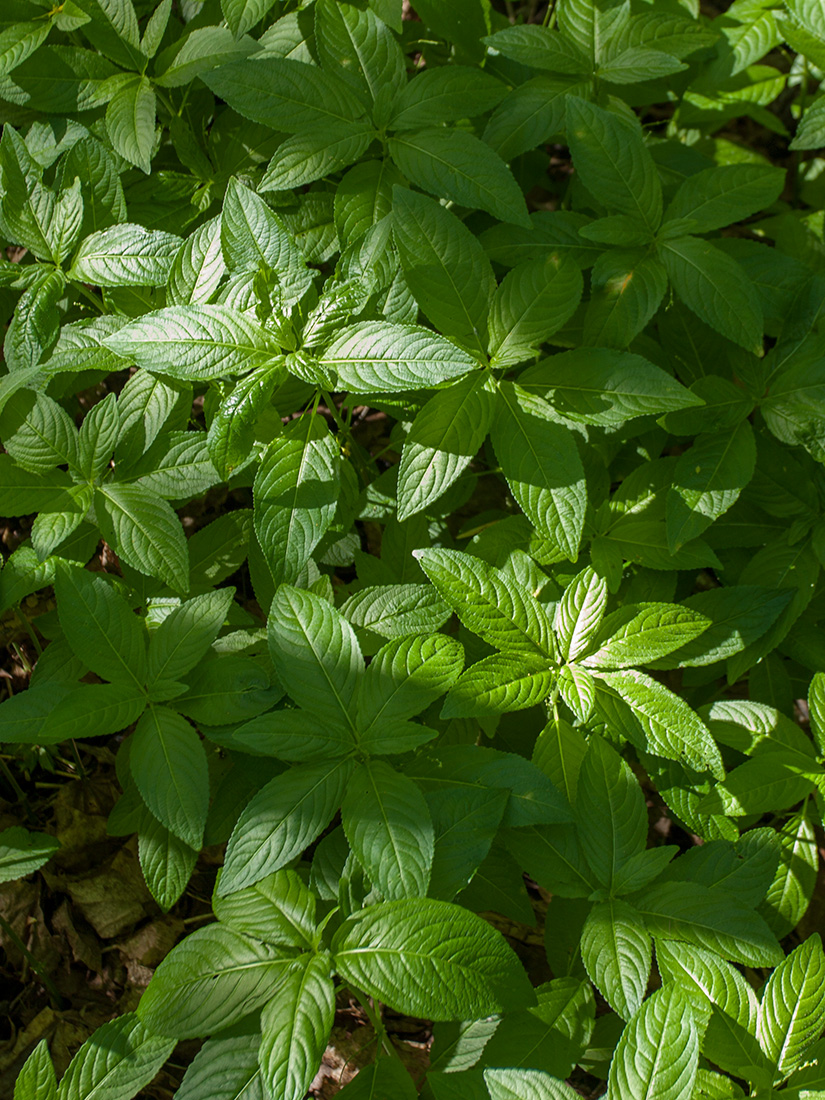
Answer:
top-left (0, 911), bottom-right (64, 1008)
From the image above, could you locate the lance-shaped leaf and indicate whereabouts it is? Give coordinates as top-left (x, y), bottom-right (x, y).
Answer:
top-left (393, 187), bottom-right (495, 354)
top-left (130, 707), bottom-right (209, 849)
top-left (566, 97), bottom-right (662, 233)
top-left (583, 604), bottom-right (711, 669)
top-left (174, 1036), bottom-right (263, 1100)
top-left (491, 382), bottom-right (587, 561)
top-left (14, 1039), bottom-right (56, 1100)
top-left (389, 128), bottom-right (530, 228)
top-left (254, 417), bottom-right (339, 588)
top-left (443, 652), bottom-right (555, 719)
top-left (342, 760), bottom-right (434, 899)
top-left (213, 870), bottom-right (317, 949)
top-left (105, 74), bottom-right (156, 175)
top-left (319, 321), bottom-right (478, 393)
top-left (415, 547), bottom-right (555, 657)
top-left (219, 759), bottom-right (354, 896)
top-left (663, 165), bottom-right (785, 234)
top-left (54, 564), bottom-right (147, 688)
top-left (758, 934), bottom-right (825, 1080)
top-left (332, 898), bottom-right (534, 1020)
top-left (606, 985), bottom-right (698, 1100)
top-left (259, 954), bottom-right (335, 1100)
top-left (357, 633), bottom-right (464, 730)
top-left (55, 1013), bottom-right (175, 1100)
top-left (520, 346), bottom-right (702, 426)
top-left (485, 1068), bottom-right (581, 1100)
top-left (581, 899), bottom-right (652, 1021)
top-left (488, 254), bottom-right (583, 366)
top-left (207, 364), bottom-right (283, 479)
top-left (146, 589), bottom-right (235, 688)
top-left (0, 827), bottom-right (58, 884)
top-left (268, 585), bottom-right (360, 730)
top-left (555, 566), bottom-right (608, 661)
top-left (39, 681), bottom-right (147, 744)
top-left (137, 924), bottom-right (295, 1038)
top-left (104, 304), bottom-right (279, 381)
top-left (138, 810), bottom-right (198, 915)
top-left (96, 483), bottom-right (189, 593)
top-left (576, 736), bottom-right (647, 889)
top-left (69, 224), bottom-right (181, 286)
top-left (397, 371), bottom-right (496, 520)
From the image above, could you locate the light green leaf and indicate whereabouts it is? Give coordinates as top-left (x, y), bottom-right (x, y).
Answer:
top-left (581, 899), bottom-right (652, 1020)
top-left (332, 898), bottom-right (534, 1020)
top-left (397, 371), bottom-right (495, 520)
top-left (56, 1014), bottom-right (175, 1100)
top-left (104, 304), bottom-right (278, 381)
top-left (554, 566), bottom-right (608, 662)
top-left (0, 826), bottom-right (59, 884)
top-left (213, 869), bottom-right (316, 949)
top-left (146, 589), bottom-right (234, 687)
top-left (137, 924), bottom-right (295, 1038)
top-left (174, 1036), bottom-right (264, 1100)
top-left (443, 652), bottom-right (556, 718)
top-left (484, 1067), bottom-right (580, 1100)
top-left (576, 735), bottom-right (647, 889)
top-left (259, 954), bottom-right (335, 1100)
top-left (320, 320), bottom-right (478, 393)
top-left (415, 547), bottom-right (555, 657)
top-left (584, 604), bottom-right (711, 669)
top-left (607, 985), bottom-right (698, 1100)
top-left (758, 934), bottom-right (825, 1079)
top-left (339, 583), bottom-right (451, 640)
top-left (96, 483), bottom-right (188, 592)
top-left (69, 224), bottom-right (180, 287)
top-left (105, 74), bottom-right (155, 174)
top-left (207, 364), bottom-right (283, 480)
top-left (14, 1040), bottom-right (56, 1100)
top-left (491, 382), bottom-right (587, 561)
top-left (167, 216), bottom-right (225, 307)
top-left (342, 760), bottom-right (434, 899)
top-left (358, 633), bottom-right (464, 730)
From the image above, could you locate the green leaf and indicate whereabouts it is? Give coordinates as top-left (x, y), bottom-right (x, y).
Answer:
top-left (105, 74), bottom-right (155, 174)
top-left (758, 934), bottom-right (825, 1079)
top-left (254, 417), bottom-right (340, 588)
top-left (342, 760), bottom-right (434, 899)
top-left (519, 347), bottom-right (701, 426)
top-left (137, 924), bottom-right (295, 1038)
top-left (54, 564), bottom-right (147, 687)
top-left (415, 548), bottom-right (555, 657)
top-left (595, 669), bottom-right (723, 777)
top-left (39, 681), bottom-right (147, 743)
top-left (484, 24), bottom-right (590, 72)
top-left (633, 881), bottom-right (782, 966)
top-left (596, 46), bottom-right (687, 83)
top-left (697, 753), bottom-right (814, 818)
top-left (219, 758), bottom-right (354, 895)
top-left (316, 0), bottom-right (404, 104)
top-left (663, 165), bottom-right (785, 233)
top-left (320, 321), bottom-right (478, 393)
top-left (221, 0), bottom-right (278, 37)
top-left (138, 810), bottom-right (198, 914)
top-left (0, 826), bottom-right (58, 884)
top-left (203, 56), bottom-right (367, 132)
top-left (483, 75), bottom-right (585, 164)
top-left (0, 22), bottom-right (51, 81)
top-left (484, 1067), bottom-right (581, 1100)
top-left (488, 255), bottom-right (583, 366)
top-left (660, 236), bottom-right (764, 353)
top-left (174, 1036), bottom-right (263, 1100)
top-left (666, 422), bottom-right (757, 551)
top-left (443, 651), bottom-right (556, 719)
top-left (392, 187), bottom-right (496, 354)
top-left (167, 216), bottom-right (225, 307)
top-left (491, 382), bottom-right (587, 561)
top-left (69, 224), bottom-right (181, 287)
top-left (583, 249), bottom-right (668, 350)
top-left (576, 736), bottom-right (647, 889)
top-left (389, 128), bottom-right (530, 228)
top-left (259, 122), bottom-right (372, 191)
top-left (581, 899), bottom-right (652, 1020)
top-left (14, 1040), bottom-right (56, 1100)
top-left (213, 869), bottom-right (316, 949)
top-left (259, 954), bottom-right (334, 1100)
top-left (339, 583), bottom-right (450, 640)
top-left (220, 178), bottom-right (311, 304)
top-left (584, 604), bottom-right (711, 669)
top-left (606, 985), bottom-right (698, 1100)
top-left (389, 66), bottom-right (506, 130)
top-left (146, 590), bottom-right (234, 687)
top-left (357, 633), bottom-right (464, 730)
top-left (761, 808), bottom-right (818, 939)
top-left (130, 707), bottom-right (208, 849)
top-left (332, 898), bottom-right (534, 1020)
top-left (397, 372), bottom-right (496, 520)
top-left (555, 567), bottom-right (608, 662)
top-left (566, 97), bottom-right (662, 233)
top-left (96, 483), bottom-right (188, 593)
top-left (55, 1013), bottom-right (175, 1100)
top-left (104, 304), bottom-right (278, 382)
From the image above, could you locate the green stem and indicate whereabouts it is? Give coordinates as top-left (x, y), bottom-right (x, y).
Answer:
top-left (0, 910), bottom-right (64, 1008)
top-left (75, 283), bottom-right (105, 313)
top-left (0, 757), bottom-right (31, 813)
top-left (355, 994), bottom-right (401, 1060)
top-left (15, 606), bottom-right (43, 657)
